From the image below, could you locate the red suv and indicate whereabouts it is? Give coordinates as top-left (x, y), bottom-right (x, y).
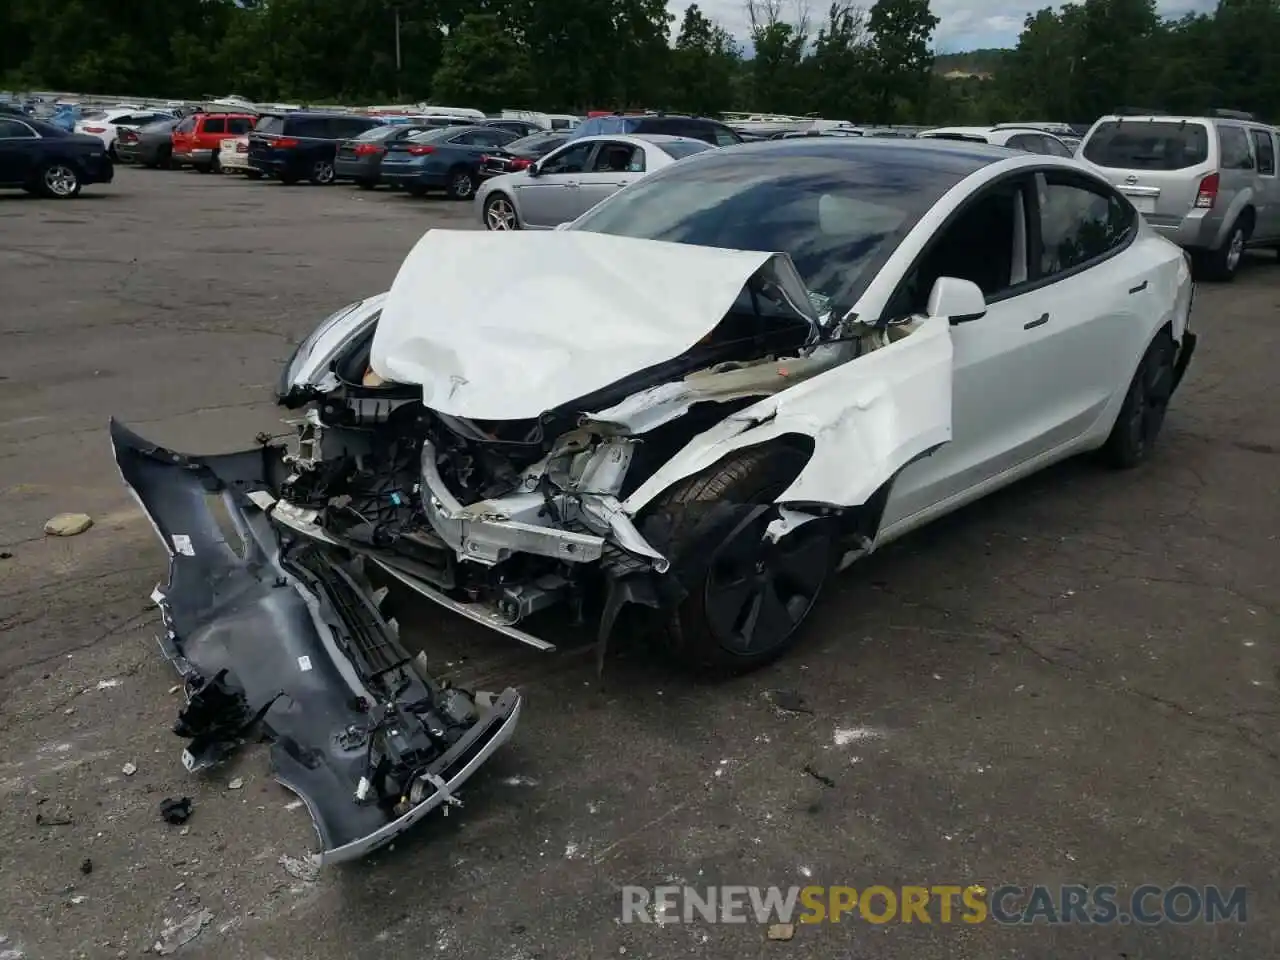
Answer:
top-left (172, 112), bottom-right (256, 173)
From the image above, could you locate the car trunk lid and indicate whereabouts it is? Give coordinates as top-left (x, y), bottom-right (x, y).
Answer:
top-left (1080, 119), bottom-right (1214, 223)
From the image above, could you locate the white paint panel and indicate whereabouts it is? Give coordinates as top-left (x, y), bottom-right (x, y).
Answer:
top-left (370, 230), bottom-right (773, 420)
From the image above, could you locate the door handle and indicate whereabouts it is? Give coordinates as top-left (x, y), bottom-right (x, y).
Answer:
top-left (1024, 313), bottom-right (1050, 330)
top-left (1128, 280), bottom-right (1148, 294)
top-left (564, 180), bottom-right (580, 188)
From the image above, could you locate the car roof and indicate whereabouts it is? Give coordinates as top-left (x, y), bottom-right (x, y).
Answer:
top-left (720, 136), bottom-right (1012, 175)
top-left (920, 125), bottom-right (994, 137)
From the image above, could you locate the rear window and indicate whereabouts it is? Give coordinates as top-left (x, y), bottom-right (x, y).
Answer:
top-left (355, 125), bottom-right (400, 142)
top-left (1082, 120), bottom-right (1210, 170)
top-left (661, 139), bottom-right (714, 159)
top-left (254, 115), bottom-right (285, 135)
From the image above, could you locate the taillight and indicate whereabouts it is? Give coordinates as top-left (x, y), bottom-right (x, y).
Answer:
top-left (84, 125), bottom-right (106, 133)
top-left (407, 145), bottom-right (435, 156)
top-left (510, 157), bottom-right (532, 170)
top-left (354, 143), bottom-right (384, 156)
top-left (1195, 172), bottom-right (1219, 209)
top-left (274, 137), bottom-right (301, 149)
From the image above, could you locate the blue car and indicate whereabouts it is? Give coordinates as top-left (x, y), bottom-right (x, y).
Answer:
top-left (377, 124), bottom-right (519, 199)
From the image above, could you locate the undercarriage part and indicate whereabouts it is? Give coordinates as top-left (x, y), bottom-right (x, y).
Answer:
top-left (110, 419), bottom-right (522, 864)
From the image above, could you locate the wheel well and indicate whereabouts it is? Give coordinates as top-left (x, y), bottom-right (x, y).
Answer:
top-left (637, 433), bottom-right (815, 517)
top-left (1239, 205), bottom-right (1256, 237)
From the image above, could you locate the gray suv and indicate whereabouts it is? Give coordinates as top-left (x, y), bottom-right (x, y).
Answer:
top-left (1079, 112), bottom-right (1280, 280)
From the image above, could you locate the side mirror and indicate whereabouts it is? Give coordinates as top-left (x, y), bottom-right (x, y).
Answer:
top-left (927, 276), bottom-right (986, 325)
top-left (526, 162), bottom-right (542, 178)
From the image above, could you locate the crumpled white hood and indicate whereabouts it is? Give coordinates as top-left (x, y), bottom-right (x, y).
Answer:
top-left (370, 230), bottom-right (775, 420)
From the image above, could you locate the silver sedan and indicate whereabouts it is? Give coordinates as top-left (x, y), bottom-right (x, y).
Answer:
top-left (475, 133), bottom-right (715, 230)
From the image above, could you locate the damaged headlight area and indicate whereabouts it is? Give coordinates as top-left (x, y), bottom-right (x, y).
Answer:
top-left (111, 420), bottom-right (521, 864)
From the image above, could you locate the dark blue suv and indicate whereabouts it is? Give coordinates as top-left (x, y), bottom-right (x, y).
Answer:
top-left (568, 114), bottom-right (743, 147)
top-left (248, 112), bottom-right (383, 185)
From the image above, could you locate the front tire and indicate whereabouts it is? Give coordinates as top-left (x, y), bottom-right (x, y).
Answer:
top-left (1103, 329), bottom-right (1176, 468)
top-left (641, 445), bottom-right (835, 676)
top-left (484, 193), bottom-right (520, 230)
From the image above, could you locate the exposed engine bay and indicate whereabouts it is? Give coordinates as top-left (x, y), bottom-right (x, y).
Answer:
top-left (268, 249), bottom-right (924, 652)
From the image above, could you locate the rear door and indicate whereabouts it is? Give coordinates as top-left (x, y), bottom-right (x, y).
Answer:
top-left (573, 139), bottom-right (645, 214)
top-left (1248, 126), bottom-right (1280, 241)
top-left (199, 115), bottom-right (226, 148)
top-left (1079, 119), bottom-right (1213, 227)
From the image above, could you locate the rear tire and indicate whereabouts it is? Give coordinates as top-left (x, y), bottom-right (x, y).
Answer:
top-left (447, 167), bottom-right (476, 200)
top-left (1199, 217), bottom-right (1249, 281)
top-left (1102, 329), bottom-right (1176, 468)
top-left (640, 445), bottom-right (835, 676)
top-left (309, 159), bottom-right (336, 185)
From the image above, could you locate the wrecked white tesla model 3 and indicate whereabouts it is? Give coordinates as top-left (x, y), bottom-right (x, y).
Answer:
top-left (113, 139), bottom-right (1195, 857)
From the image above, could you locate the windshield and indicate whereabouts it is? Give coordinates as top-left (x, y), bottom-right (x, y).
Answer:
top-left (1083, 120), bottom-right (1210, 170)
top-left (571, 147), bottom-right (939, 310)
top-left (660, 139), bottom-right (714, 159)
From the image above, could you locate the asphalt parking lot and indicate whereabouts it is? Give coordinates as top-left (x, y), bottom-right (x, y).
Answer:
top-left (2, 165), bottom-right (1278, 959)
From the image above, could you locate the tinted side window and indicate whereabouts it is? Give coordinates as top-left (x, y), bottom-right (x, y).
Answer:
top-left (202, 117), bottom-right (226, 134)
top-left (336, 118), bottom-right (375, 138)
top-left (540, 142), bottom-right (594, 174)
top-left (589, 142), bottom-right (643, 173)
top-left (286, 116), bottom-right (329, 138)
top-left (176, 116), bottom-right (197, 133)
top-left (227, 117), bottom-right (253, 134)
top-left (1043, 136), bottom-right (1075, 158)
top-left (1218, 126), bottom-right (1254, 170)
top-left (0, 118), bottom-right (35, 138)
top-left (1005, 133), bottom-right (1040, 153)
top-left (1250, 129), bottom-right (1276, 175)
top-left (1037, 176), bottom-right (1134, 276)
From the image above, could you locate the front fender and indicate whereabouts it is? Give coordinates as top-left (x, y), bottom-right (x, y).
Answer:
top-left (622, 315), bottom-right (954, 515)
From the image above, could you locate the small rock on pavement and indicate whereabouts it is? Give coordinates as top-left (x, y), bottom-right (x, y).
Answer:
top-left (768, 923), bottom-right (795, 941)
top-left (122, 762), bottom-right (137, 776)
top-left (279, 853), bottom-right (319, 884)
top-left (227, 778), bottom-right (244, 791)
top-left (44, 513), bottom-right (94, 537)
top-left (153, 908), bottom-right (214, 955)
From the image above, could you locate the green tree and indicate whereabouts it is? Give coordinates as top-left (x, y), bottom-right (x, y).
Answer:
top-left (671, 4), bottom-right (741, 116)
top-left (866, 0), bottom-right (940, 122)
top-left (1074, 0), bottom-right (1160, 119)
top-left (431, 12), bottom-right (534, 111)
top-left (806, 2), bottom-right (874, 122)
top-left (747, 0), bottom-right (810, 114)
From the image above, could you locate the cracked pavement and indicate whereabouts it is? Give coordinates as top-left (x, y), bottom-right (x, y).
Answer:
top-left (1, 167), bottom-right (1278, 959)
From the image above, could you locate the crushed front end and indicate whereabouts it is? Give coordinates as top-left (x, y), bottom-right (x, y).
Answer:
top-left (111, 419), bottom-right (521, 864)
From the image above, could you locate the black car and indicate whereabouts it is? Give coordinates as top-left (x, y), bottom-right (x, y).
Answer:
top-left (0, 116), bottom-right (113, 198)
top-left (481, 118), bottom-right (545, 137)
top-left (334, 123), bottom-right (440, 188)
top-left (114, 117), bottom-right (180, 167)
top-left (248, 112), bottom-right (384, 185)
top-left (479, 130), bottom-right (573, 178)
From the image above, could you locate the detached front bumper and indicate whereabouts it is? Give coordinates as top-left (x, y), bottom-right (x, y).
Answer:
top-left (110, 420), bottom-right (522, 864)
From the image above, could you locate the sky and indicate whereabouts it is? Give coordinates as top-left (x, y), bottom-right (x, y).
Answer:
top-left (670, 0), bottom-right (1216, 53)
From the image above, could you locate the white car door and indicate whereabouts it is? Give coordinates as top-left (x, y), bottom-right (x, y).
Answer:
top-left (880, 167), bottom-right (1152, 533)
top-left (513, 141), bottom-right (597, 228)
top-left (875, 173), bottom-right (1073, 529)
